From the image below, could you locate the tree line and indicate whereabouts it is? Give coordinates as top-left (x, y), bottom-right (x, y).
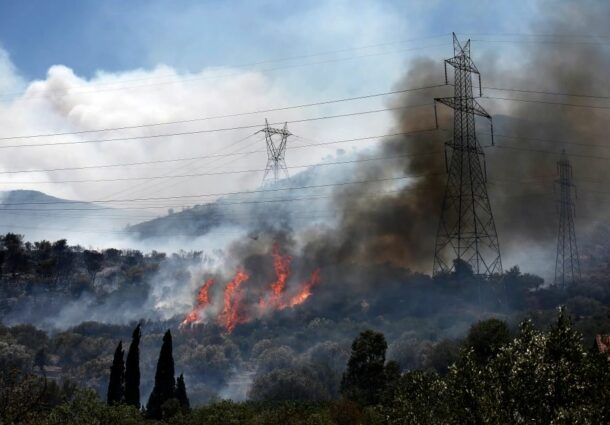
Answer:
top-left (0, 307), bottom-right (595, 423)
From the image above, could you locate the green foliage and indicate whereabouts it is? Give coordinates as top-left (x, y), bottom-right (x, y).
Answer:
top-left (422, 338), bottom-right (460, 375)
top-left (377, 370), bottom-right (449, 425)
top-left (464, 318), bottom-right (511, 364)
top-left (250, 367), bottom-right (331, 402)
top-left (43, 390), bottom-right (144, 425)
top-left (340, 330), bottom-right (388, 406)
top-left (0, 371), bottom-right (49, 423)
top-left (2, 307), bottom-right (609, 425)
top-left (379, 308), bottom-right (610, 424)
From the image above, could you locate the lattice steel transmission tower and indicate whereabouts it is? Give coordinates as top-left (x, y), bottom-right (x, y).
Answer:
top-left (432, 33), bottom-right (502, 277)
top-left (554, 149), bottom-right (580, 287)
top-left (258, 119), bottom-right (291, 186)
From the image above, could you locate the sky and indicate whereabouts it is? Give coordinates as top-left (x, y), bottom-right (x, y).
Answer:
top-left (0, 0), bottom-right (563, 245)
top-left (0, 1), bottom-right (535, 80)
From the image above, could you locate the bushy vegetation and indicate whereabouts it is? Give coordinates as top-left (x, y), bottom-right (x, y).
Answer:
top-left (1, 308), bottom-right (609, 424)
top-left (2, 234), bottom-right (610, 422)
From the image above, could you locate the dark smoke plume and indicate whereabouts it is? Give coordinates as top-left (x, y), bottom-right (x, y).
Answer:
top-left (294, 0), bottom-right (610, 279)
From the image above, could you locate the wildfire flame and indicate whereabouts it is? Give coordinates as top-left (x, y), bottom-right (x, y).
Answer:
top-left (260, 243), bottom-right (292, 309)
top-left (283, 268), bottom-right (321, 309)
top-left (218, 268), bottom-right (250, 333)
top-left (181, 245), bottom-right (321, 333)
top-left (180, 278), bottom-right (215, 327)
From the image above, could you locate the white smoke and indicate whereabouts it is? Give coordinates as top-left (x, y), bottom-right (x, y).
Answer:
top-left (0, 46), bottom-right (392, 247)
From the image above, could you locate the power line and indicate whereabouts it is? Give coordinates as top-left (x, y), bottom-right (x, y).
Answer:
top-left (2, 34), bottom-right (451, 98)
top-left (0, 83), bottom-right (447, 141)
top-left (5, 172), bottom-right (610, 216)
top-left (482, 85), bottom-right (610, 100)
top-left (0, 147), bottom-right (442, 185)
top-left (0, 128), bottom-right (436, 174)
top-left (458, 32), bottom-right (610, 38)
top-left (0, 174), bottom-right (435, 207)
top-left (483, 132), bottom-right (610, 152)
top-left (5, 83), bottom-right (610, 142)
top-left (0, 187), bottom-right (411, 223)
top-left (471, 38), bottom-right (610, 46)
top-left (491, 144), bottom-right (610, 162)
top-left (1, 127), bottom-right (607, 183)
top-left (0, 127), bottom-right (606, 186)
top-left (95, 132), bottom-right (261, 203)
top-left (5, 33), bottom-right (608, 103)
top-left (0, 103), bottom-right (434, 150)
top-left (483, 95), bottom-right (610, 110)
top-left (4, 42), bottom-right (451, 103)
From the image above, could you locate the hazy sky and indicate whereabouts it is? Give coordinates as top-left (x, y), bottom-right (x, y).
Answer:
top-left (0, 0), bottom-right (565, 244)
top-left (0, 1), bottom-right (535, 79)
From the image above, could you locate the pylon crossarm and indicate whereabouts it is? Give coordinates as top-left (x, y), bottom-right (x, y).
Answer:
top-left (445, 56), bottom-right (480, 75)
top-left (434, 97), bottom-right (491, 119)
top-left (261, 127), bottom-right (291, 136)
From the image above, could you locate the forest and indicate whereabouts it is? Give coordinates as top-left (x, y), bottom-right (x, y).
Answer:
top-left (0, 232), bottom-right (609, 424)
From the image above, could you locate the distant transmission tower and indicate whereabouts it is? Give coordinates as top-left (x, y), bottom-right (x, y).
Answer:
top-left (432, 33), bottom-right (502, 277)
top-left (554, 149), bottom-right (580, 287)
top-left (258, 119), bottom-right (291, 186)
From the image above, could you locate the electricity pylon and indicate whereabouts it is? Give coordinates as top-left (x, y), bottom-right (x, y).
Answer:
top-left (554, 149), bottom-right (580, 287)
top-left (432, 33), bottom-right (502, 277)
top-left (258, 119), bottom-right (290, 186)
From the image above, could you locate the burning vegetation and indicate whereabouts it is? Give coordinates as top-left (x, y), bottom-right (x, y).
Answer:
top-left (181, 243), bottom-right (321, 332)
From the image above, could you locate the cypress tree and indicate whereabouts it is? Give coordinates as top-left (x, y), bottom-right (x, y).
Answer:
top-left (124, 323), bottom-right (141, 408)
top-left (107, 341), bottom-right (125, 405)
top-left (176, 373), bottom-right (190, 411)
top-left (146, 330), bottom-right (176, 419)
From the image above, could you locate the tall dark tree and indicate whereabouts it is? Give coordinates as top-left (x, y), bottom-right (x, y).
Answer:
top-left (146, 330), bottom-right (176, 419)
top-left (124, 324), bottom-right (141, 408)
top-left (107, 341), bottom-right (125, 405)
top-left (175, 373), bottom-right (190, 411)
top-left (341, 330), bottom-right (388, 405)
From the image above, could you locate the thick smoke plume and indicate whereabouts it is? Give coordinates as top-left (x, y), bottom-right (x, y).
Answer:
top-left (291, 1), bottom-right (610, 280)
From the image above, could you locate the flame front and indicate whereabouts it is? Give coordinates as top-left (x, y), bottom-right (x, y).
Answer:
top-left (260, 243), bottom-right (292, 310)
top-left (284, 269), bottom-right (321, 309)
top-left (181, 245), bottom-right (320, 333)
top-left (180, 278), bottom-right (215, 327)
top-left (218, 268), bottom-right (249, 333)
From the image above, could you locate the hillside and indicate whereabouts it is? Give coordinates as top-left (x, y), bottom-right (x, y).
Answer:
top-left (0, 190), bottom-right (112, 241)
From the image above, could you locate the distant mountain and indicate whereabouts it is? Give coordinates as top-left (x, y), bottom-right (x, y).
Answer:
top-left (0, 190), bottom-right (114, 241)
top-left (0, 190), bottom-right (100, 208)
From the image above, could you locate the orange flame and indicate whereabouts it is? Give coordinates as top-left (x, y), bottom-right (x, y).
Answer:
top-left (181, 245), bottom-right (322, 333)
top-left (271, 244), bottom-right (292, 300)
top-left (260, 244), bottom-right (292, 310)
top-left (283, 268), bottom-right (321, 309)
top-left (218, 268), bottom-right (249, 333)
top-left (181, 278), bottom-right (215, 327)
